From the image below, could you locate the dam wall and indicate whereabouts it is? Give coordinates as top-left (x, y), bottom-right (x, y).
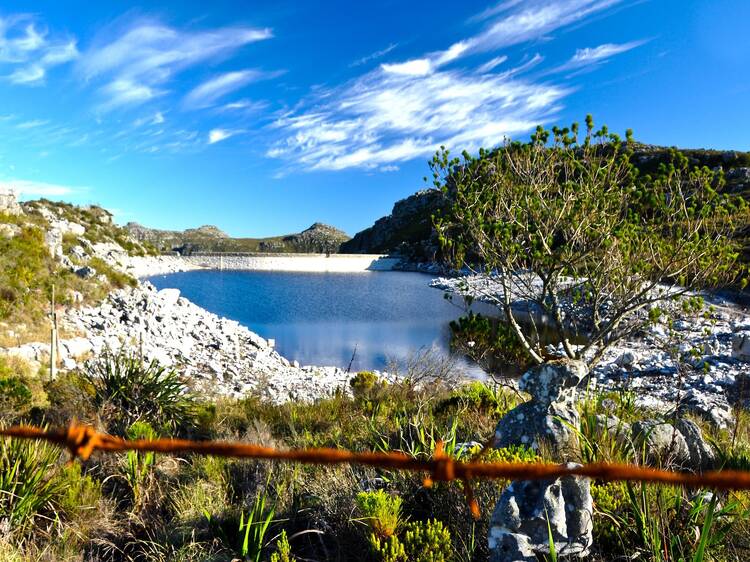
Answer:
top-left (181, 253), bottom-right (402, 272)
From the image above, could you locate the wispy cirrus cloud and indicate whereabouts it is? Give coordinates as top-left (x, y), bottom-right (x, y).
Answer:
top-left (183, 69), bottom-right (282, 109)
top-left (350, 43), bottom-right (398, 67)
top-left (267, 67), bottom-right (567, 171)
top-left (78, 19), bottom-right (273, 111)
top-left (0, 14), bottom-right (78, 85)
top-left (552, 39), bottom-right (648, 72)
top-left (268, 0), bottom-right (632, 172)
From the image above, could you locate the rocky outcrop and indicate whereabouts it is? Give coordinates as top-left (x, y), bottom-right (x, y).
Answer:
top-left (489, 468), bottom-right (593, 561)
top-left (490, 361), bottom-right (594, 560)
top-left (0, 187), bottom-right (22, 216)
top-left (494, 360), bottom-right (588, 456)
top-left (340, 189), bottom-right (447, 259)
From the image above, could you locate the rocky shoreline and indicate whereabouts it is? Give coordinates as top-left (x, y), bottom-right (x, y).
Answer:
top-left (60, 280), bottom-right (386, 403)
top-left (431, 275), bottom-right (750, 428)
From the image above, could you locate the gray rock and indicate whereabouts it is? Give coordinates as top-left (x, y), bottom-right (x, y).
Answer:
top-left (733, 331), bottom-right (750, 362)
top-left (74, 266), bottom-right (97, 279)
top-left (489, 464), bottom-right (593, 561)
top-left (675, 418), bottom-right (716, 471)
top-left (490, 362), bottom-right (593, 560)
top-left (495, 361), bottom-right (588, 457)
top-left (0, 187), bottom-right (23, 215)
top-left (0, 223), bottom-right (20, 238)
top-left (632, 420), bottom-right (690, 467)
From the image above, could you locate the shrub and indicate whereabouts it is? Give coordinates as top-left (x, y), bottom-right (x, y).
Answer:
top-left (123, 421), bottom-right (157, 504)
top-left (351, 371), bottom-right (388, 404)
top-left (0, 377), bottom-right (33, 413)
top-left (0, 432), bottom-right (62, 538)
top-left (433, 117), bottom-right (748, 366)
top-left (83, 348), bottom-right (196, 435)
top-left (356, 489), bottom-right (404, 539)
top-left (371, 519), bottom-right (453, 562)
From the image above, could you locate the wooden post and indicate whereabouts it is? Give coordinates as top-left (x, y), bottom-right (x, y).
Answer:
top-left (50, 285), bottom-right (57, 380)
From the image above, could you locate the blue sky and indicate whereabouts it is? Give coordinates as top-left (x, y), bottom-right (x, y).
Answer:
top-left (0, 0), bottom-right (748, 236)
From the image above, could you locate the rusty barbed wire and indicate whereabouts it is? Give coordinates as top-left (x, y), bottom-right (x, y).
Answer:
top-left (3, 420), bottom-right (750, 519)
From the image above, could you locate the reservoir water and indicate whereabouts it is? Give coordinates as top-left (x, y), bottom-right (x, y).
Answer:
top-left (147, 269), bottom-right (486, 374)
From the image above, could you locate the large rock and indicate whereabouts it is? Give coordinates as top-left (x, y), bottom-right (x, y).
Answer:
top-left (490, 361), bottom-right (593, 561)
top-left (632, 420), bottom-right (690, 467)
top-left (489, 465), bottom-right (593, 561)
top-left (494, 360), bottom-right (588, 456)
top-left (0, 187), bottom-right (22, 215)
top-left (631, 418), bottom-right (715, 470)
top-left (340, 188), bottom-right (447, 258)
top-left (733, 331), bottom-right (750, 362)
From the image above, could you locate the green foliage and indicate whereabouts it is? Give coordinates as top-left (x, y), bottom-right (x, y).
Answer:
top-left (351, 370), bottom-right (388, 404)
top-left (449, 312), bottom-right (529, 370)
top-left (371, 519), bottom-right (453, 562)
top-left (433, 117), bottom-right (748, 365)
top-left (123, 421), bottom-right (157, 504)
top-left (357, 489), bottom-right (404, 539)
top-left (83, 348), bottom-right (196, 435)
top-left (57, 462), bottom-right (102, 522)
top-left (88, 257), bottom-right (137, 289)
top-left (0, 376), bottom-right (33, 413)
top-left (238, 492), bottom-right (275, 562)
top-left (437, 381), bottom-right (510, 417)
top-left (0, 432), bottom-right (62, 537)
top-left (270, 530), bottom-right (295, 562)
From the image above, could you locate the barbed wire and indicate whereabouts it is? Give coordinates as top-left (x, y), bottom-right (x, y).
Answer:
top-left (3, 421), bottom-right (750, 519)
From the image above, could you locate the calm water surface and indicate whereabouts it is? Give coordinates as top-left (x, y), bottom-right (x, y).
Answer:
top-left (147, 270), bottom-right (487, 374)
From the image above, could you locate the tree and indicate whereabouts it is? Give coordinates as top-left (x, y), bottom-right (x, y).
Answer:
top-left (432, 117), bottom-right (748, 366)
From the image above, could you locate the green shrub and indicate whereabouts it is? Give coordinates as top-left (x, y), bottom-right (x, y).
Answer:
top-left (0, 432), bottom-right (62, 537)
top-left (351, 371), bottom-right (388, 404)
top-left (270, 529), bottom-right (295, 562)
top-left (356, 489), bottom-right (404, 539)
top-left (123, 421), bottom-right (157, 504)
top-left (371, 519), bottom-right (453, 562)
top-left (0, 377), bottom-right (33, 413)
top-left (83, 348), bottom-right (196, 435)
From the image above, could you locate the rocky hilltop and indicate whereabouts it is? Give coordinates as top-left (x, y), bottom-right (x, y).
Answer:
top-left (126, 221), bottom-right (350, 255)
top-left (344, 145), bottom-right (750, 261)
top-left (340, 188), bottom-right (447, 259)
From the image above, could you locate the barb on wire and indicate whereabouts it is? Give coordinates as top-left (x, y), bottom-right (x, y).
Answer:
top-left (4, 421), bottom-right (750, 519)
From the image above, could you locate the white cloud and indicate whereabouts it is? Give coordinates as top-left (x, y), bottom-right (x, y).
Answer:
top-left (547, 39), bottom-right (647, 74)
top-left (477, 55), bottom-right (508, 73)
top-left (221, 98), bottom-right (267, 112)
top-left (381, 59), bottom-right (432, 76)
top-left (100, 78), bottom-right (163, 109)
top-left (16, 119), bottom-right (49, 129)
top-left (208, 128), bottom-right (238, 144)
top-left (571, 40), bottom-right (646, 64)
top-left (268, 65), bottom-right (567, 171)
top-left (350, 43), bottom-right (398, 67)
top-left (0, 16), bottom-right (78, 85)
top-left (79, 19), bottom-right (273, 111)
top-left (184, 69), bottom-right (268, 109)
top-left (442, 0), bottom-right (625, 63)
top-left (2, 178), bottom-right (81, 197)
top-left (264, 0), bottom-right (637, 172)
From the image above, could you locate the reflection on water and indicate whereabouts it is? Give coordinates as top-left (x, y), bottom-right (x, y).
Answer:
top-left (148, 269), bottom-right (492, 374)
